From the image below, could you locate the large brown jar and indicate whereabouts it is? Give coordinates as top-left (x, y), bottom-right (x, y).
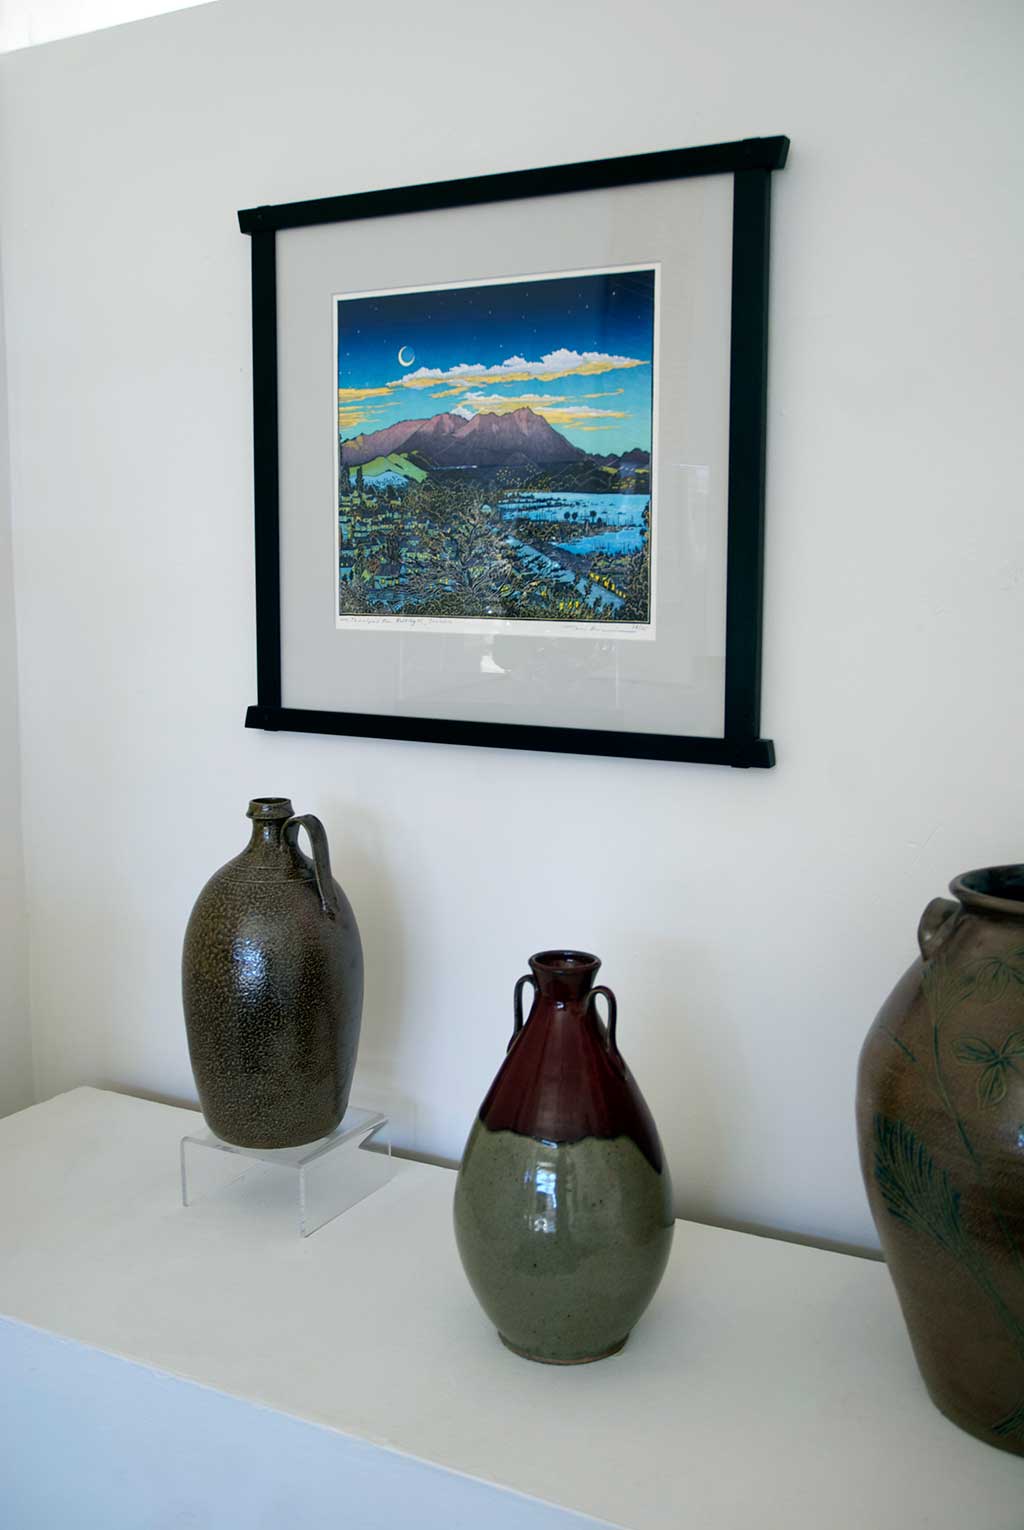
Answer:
top-left (182, 798), bottom-right (363, 1149)
top-left (857, 865), bottom-right (1024, 1454)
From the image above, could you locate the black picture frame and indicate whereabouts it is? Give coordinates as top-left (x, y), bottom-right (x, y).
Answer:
top-left (239, 135), bottom-right (788, 767)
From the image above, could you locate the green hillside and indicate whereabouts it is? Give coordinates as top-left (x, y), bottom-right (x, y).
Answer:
top-left (361, 452), bottom-right (428, 483)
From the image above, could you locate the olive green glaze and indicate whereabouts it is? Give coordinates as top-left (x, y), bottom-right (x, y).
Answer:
top-left (182, 798), bottom-right (363, 1149)
top-left (858, 865), bottom-right (1024, 1455)
top-left (454, 1121), bottom-right (674, 1364)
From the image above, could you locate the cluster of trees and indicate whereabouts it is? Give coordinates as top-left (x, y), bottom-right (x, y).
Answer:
top-left (588, 504), bottom-right (651, 623)
top-left (404, 479), bottom-right (521, 616)
top-left (620, 506), bottom-right (652, 622)
top-left (505, 514), bottom-right (603, 545)
top-left (338, 463), bottom-right (364, 497)
top-left (339, 477), bottom-right (522, 618)
top-left (338, 477), bottom-right (651, 624)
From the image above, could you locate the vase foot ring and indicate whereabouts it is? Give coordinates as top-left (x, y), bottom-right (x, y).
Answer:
top-left (498, 1333), bottom-right (629, 1365)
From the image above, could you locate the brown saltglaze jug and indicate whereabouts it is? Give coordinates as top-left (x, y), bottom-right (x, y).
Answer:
top-left (454, 950), bottom-right (674, 1364)
top-left (857, 865), bottom-right (1024, 1454)
top-left (182, 798), bottom-right (363, 1149)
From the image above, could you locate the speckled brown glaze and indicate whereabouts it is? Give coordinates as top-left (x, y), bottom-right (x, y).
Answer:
top-left (182, 798), bottom-right (363, 1149)
top-left (858, 866), bottom-right (1024, 1455)
top-left (454, 951), bottom-right (674, 1363)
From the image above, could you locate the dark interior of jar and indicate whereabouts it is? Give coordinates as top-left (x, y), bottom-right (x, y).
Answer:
top-left (960, 866), bottom-right (1024, 904)
top-left (532, 950), bottom-right (599, 970)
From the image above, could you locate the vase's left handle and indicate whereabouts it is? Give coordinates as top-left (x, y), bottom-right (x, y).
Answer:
top-left (511, 974), bottom-right (536, 1050)
top-left (285, 814), bottom-right (341, 919)
top-left (589, 985), bottom-right (619, 1056)
top-left (918, 897), bottom-right (959, 960)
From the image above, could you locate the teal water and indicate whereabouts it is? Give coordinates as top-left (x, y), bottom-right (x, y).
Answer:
top-left (502, 491), bottom-right (649, 529)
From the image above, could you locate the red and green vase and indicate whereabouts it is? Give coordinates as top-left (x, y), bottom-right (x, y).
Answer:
top-left (454, 950), bottom-right (674, 1364)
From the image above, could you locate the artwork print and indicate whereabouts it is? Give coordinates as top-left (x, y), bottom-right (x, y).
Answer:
top-left (335, 265), bottom-right (657, 634)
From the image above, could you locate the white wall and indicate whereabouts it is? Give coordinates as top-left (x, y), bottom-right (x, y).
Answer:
top-left (0, 239), bottom-right (32, 1118)
top-left (0, 0), bottom-right (219, 53)
top-left (1, 0), bottom-right (1021, 1249)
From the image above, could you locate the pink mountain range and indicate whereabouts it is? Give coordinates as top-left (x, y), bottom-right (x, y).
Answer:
top-left (342, 406), bottom-right (588, 468)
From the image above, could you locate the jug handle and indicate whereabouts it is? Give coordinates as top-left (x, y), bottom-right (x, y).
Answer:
top-left (918, 897), bottom-right (959, 960)
top-left (284, 813), bottom-right (341, 919)
top-left (589, 985), bottom-right (619, 1056)
top-left (511, 974), bottom-right (536, 1048)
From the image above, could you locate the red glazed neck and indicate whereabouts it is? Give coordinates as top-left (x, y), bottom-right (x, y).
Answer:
top-left (529, 950), bottom-right (600, 1004)
top-left (480, 952), bottom-right (664, 1172)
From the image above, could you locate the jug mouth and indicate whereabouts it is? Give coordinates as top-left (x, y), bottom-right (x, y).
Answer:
top-left (247, 797), bottom-right (294, 820)
top-left (529, 950), bottom-right (601, 975)
top-left (951, 865), bottom-right (1024, 917)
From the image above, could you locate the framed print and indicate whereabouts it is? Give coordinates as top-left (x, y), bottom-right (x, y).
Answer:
top-left (239, 135), bottom-right (788, 766)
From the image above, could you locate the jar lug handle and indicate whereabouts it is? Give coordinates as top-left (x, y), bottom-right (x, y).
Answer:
top-left (511, 974), bottom-right (536, 1050)
top-left (589, 985), bottom-right (619, 1056)
top-left (284, 814), bottom-right (340, 919)
top-left (918, 897), bottom-right (960, 960)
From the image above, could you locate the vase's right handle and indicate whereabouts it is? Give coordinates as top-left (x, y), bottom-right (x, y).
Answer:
top-left (918, 897), bottom-right (960, 960)
top-left (589, 985), bottom-right (619, 1057)
top-left (511, 974), bottom-right (536, 1050)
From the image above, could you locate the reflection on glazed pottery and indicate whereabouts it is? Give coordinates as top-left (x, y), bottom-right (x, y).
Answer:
top-left (454, 950), bottom-right (674, 1364)
top-left (857, 865), bottom-right (1024, 1454)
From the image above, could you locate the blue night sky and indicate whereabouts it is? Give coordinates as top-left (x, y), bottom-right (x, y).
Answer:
top-left (336, 266), bottom-right (656, 457)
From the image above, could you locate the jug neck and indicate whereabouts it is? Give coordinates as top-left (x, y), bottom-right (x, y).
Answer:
top-left (245, 797), bottom-right (296, 856)
top-left (530, 950), bottom-right (600, 1007)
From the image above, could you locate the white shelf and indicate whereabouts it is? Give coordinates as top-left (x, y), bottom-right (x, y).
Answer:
top-left (0, 1087), bottom-right (1020, 1529)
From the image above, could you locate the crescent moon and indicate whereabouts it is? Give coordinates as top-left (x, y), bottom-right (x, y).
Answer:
top-left (397, 345), bottom-right (415, 367)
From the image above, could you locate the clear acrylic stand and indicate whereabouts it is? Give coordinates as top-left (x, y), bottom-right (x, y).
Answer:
top-left (180, 1107), bottom-right (392, 1237)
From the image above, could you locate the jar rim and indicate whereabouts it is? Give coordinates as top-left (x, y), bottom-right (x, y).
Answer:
top-left (246, 795), bottom-right (293, 820)
top-left (529, 949), bottom-right (600, 973)
top-left (951, 864), bottom-right (1024, 917)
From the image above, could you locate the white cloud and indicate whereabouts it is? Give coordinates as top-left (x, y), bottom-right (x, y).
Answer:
top-left (394, 349), bottom-right (648, 390)
top-left (461, 392), bottom-right (567, 406)
top-left (460, 392), bottom-right (626, 420)
top-left (540, 349), bottom-right (623, 371)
